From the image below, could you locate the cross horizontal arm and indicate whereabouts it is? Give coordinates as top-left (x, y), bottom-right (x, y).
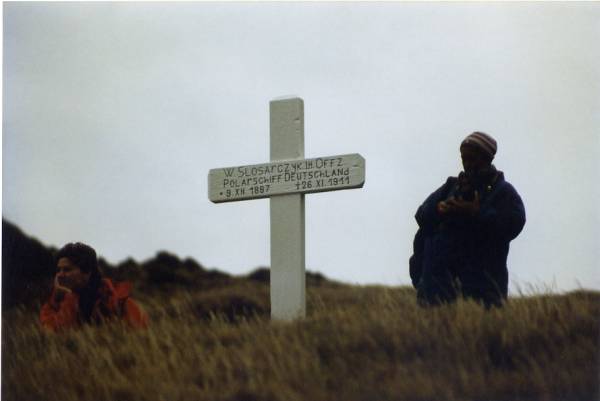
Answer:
top-left (208, 153), bottom-right (365, 203)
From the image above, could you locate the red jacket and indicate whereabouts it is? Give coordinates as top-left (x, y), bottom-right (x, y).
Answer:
top-left (40, 278), bottom-right (149, 332)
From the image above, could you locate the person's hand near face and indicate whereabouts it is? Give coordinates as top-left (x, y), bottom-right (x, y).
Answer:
top-left (53, 257), bottom-right (91, 302)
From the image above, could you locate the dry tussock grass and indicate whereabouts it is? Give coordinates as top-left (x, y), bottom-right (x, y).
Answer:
top-left (3, 283), bottom-right (599, 401)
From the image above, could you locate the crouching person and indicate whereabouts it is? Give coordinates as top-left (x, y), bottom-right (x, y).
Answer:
top-left (40, 242), bottom-right (149, 332)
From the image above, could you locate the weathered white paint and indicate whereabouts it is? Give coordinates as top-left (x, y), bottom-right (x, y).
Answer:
top-left (270, 97), bottom-right (305, 320)
top-left (208, 153), bottom-right (365, 203)
top-left (208, 97), bottom-right (365, 321)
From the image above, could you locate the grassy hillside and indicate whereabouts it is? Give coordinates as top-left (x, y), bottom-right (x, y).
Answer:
top-left (3, 281), bottom-right (599, 401)
top-left (2, 219), bottom-right (598, 400)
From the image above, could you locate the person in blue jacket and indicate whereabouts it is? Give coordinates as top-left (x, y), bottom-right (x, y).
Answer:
top-left (409, 132), bottom-right (525, 308)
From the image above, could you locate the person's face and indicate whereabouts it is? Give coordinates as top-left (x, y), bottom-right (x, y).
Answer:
top-left (460, 145), bottom-right (489, 175)
top-left (56, 257), bottom-right (91, 291)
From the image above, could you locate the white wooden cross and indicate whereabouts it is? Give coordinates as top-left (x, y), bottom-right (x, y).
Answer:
top-left (208, 97), bottom-right (365, 320)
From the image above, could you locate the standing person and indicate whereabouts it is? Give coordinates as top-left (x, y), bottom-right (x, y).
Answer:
top-left (40, 242), bottom-right (149, 331)
top-left (409, 132), bottom-right (526, 308)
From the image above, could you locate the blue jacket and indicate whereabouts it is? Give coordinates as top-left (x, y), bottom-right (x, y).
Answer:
top-left (410, 170), bottom-right (525, 305)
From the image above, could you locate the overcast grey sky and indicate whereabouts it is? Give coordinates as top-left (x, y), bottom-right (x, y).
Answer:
top-left (3, 2), bottom-right (599, 292)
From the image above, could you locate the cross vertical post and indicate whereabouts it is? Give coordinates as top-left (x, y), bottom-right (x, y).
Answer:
top-left (269, 97), bottom-right (305, 320)
top-left (208, 97), bottom-right (365, 321)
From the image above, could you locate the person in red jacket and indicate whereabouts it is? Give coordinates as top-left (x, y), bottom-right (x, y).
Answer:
top-left (40, 242), bottom-right (149, 332)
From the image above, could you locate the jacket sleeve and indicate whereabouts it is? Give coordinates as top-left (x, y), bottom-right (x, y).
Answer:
top-left (474, 182), bottom-right (526, 242)
top-left (122, 298), bottom-right (149, 329)
top-left (415, 178), bottom-right (455, 231)
top-left (409, 226), bottom-right (425, 288)
top-left (40, 291), bottom-right (79, 332)
top-left (409, 178), bottom-right (454, 288)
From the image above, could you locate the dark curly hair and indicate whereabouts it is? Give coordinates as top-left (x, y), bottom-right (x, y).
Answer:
top-left (55, 242), bottom-right (98, 274)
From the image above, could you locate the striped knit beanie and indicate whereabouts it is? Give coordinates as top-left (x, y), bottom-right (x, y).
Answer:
top-left (461, 131), bottom-right (497, 159)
